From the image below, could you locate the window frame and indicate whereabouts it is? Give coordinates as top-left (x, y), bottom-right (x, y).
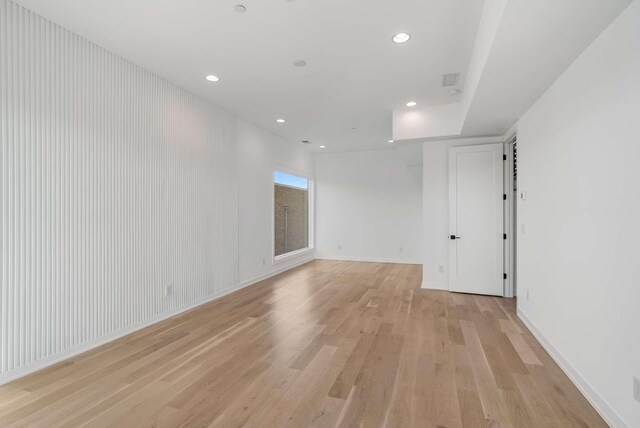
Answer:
top-left (272, 166), bottom-right (314, 265)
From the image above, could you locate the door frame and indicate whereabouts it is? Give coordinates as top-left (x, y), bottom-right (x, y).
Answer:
top-left (503, 133), bottom-right (517, 298)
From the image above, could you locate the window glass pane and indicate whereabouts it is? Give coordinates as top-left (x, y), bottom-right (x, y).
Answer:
top-left (274, 171), bottom-right (309, 256)
top-left (274, 171), bottom-right (308, 190)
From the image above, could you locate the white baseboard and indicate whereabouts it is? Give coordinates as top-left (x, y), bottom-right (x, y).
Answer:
top-left (517, 309), bottom-right (628, 428)
top-left (238, 256), bottom-right (314, 288)
top-left (421, 280), bottom-right (448, 290)
top-left (315, 255), bottom-right (421, 265)
top-left (0, 259), bottom-right (312, 388)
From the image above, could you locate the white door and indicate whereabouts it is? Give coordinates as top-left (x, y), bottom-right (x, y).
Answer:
top-left (449, 144), bottom-right (504, 296)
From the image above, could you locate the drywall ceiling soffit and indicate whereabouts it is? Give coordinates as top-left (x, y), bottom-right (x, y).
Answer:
top-left (460, 0), bottom-right (633, 136)
top-left (392, 0), bottom-right (633, 141)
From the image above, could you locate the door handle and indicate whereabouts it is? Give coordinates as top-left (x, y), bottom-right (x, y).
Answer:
top-left (450, 235), bottom-right (461, 240)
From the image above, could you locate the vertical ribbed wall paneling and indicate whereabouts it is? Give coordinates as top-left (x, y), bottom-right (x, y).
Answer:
top-left (0, 0), bottom-right (239, 377)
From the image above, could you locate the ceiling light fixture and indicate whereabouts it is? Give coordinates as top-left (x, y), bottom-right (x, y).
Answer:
top-left (293, 60), bottom-right (307, 67)
top-left (205, 75), bottom-right (220, 82)
top-left (276, 118), bottom-right (285, 123)
top-left (319, 145), bottom-right (326, 148)
top-left (392, 33), bottom-right (411, 44)
top-left (406, 101), bottom-right (417, 107)
top-left (388, 140), bottom-right (394, 143)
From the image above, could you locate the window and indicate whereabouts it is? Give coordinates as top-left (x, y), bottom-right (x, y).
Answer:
top-left (274, 171), bottom-right (310, 257)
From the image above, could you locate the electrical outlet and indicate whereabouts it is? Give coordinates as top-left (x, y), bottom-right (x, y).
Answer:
top-left (634, 376), bottom-right (640, 404)
top-left (338, 244), bottom-right (342, 250)
top-left (399, 247), bottom-right (403, 253)
top-left (438, 265), bottom-right (445, 274)
top-left (165, 283), bottom-right (173, 298)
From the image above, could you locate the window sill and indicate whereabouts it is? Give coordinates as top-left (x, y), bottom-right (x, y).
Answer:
top-left (273, 247), bottom-right (314, 265)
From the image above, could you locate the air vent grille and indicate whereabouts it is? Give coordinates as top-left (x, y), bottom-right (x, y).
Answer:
top-left (301, 140), bottom-right (311, 144)
top-left (442, 73), bottom-right (459, 87)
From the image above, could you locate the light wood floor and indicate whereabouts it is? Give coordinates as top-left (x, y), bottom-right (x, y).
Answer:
top-left (0, 260), bottom-right (606, 427)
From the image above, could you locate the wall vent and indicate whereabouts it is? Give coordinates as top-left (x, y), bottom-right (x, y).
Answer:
top-left (442, 73), bottom-right (459, 87)
top-left (301, 140), bottom-right (311, 144)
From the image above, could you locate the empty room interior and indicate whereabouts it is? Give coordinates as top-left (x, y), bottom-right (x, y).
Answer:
top-left (1, 0), bottom-right (639, 426)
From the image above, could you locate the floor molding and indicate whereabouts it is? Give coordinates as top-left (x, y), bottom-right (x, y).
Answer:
top-left (517, 308), bottom-right (628, 428)
top-left (315, 255), bottom-right (421, 265)
top-left (421, 281), bottom-right (448, 290)
top-left (238, 256), bottom-right (314, 288)
top-left (0, 259), bottom-right (312, 388)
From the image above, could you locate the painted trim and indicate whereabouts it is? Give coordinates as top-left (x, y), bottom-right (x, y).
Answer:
top-left (238, 256), bottom-right (314, 288)
top-left (517, 309), bottom-right (628, 428)
top-left (0, 259), bottom-right (313, 387)
top-left (316, 255), bottom-right (421, 265)
top-left (503, 136), bottom-right (516, 298)
top-left (421, 281), bottom-right (448, 290)
top-left (273, 247), bottom-right (314, 265)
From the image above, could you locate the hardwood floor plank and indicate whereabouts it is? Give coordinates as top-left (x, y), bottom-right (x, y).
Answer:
top-left (0, 261), bottom-right (607, 427)
top-left (505, 332), bottom-right (543, 366)
top-left (328, 332), bottom-right (375, 400)
top-left (336, 323), bottom-right (404, 428)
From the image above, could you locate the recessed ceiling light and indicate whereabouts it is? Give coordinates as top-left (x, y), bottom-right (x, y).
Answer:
top-left (293, 60), bottom-right (307, 67)
top-left (276, 118), bottom-right (285, 123)
top-left (448, 89), bottom-right (461, 95)
top-left (392, 33), bottom-right (411, 44)
top-left (234, 5), bottom-right (246, 13)
top-left (319, 145), bottom-right (326, 148)
top-left (406, 101), bottom-right (417, 107)
top-left (205, 75), bottom-right (220, 82)
top-left (388, 140), bottom-right (394, 143)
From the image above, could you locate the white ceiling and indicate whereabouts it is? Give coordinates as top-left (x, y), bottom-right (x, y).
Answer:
top-left (16, 0), bottom-right (484, 152)
top-left (460, 0), bottom-right (633, 136)
top-left (392, 0), bottom-right (633, 142)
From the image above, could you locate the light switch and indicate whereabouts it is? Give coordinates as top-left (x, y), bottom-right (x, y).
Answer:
top-left (520, 191), bottom-right (527, 200)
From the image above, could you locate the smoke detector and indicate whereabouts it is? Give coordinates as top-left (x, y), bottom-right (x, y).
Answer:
top-left (442, 73), bottom-right (459, 87)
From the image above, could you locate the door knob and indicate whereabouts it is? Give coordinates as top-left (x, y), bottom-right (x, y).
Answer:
top-left (450, 235), bottom-right (461, 240)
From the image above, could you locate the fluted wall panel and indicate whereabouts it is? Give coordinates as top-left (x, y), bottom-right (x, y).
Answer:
top-left (0, 0), bottom-right (239, 378)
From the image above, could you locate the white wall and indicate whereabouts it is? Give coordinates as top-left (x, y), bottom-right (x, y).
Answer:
top-left (422, 137), bottom-right (501, 289)
top-left (0, 0), bottom-right (309, 384)
top-left (517, 1), bottom-right (640, 426)
top-left (237, 118), bottom-right (315, 286)
top-left (392, 103), bottom-right (463, 141)
top-left (315, 148), bottom-right (422, 264)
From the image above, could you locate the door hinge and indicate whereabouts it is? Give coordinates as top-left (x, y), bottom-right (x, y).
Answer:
top-left (503, 154), bottom-right (507, 161)
top-left (503, 233), bottom-right (507, 240)
top-left (503, 194), bottom-right (507, 200)
top-left (503, 273), bottom-right (507, 280)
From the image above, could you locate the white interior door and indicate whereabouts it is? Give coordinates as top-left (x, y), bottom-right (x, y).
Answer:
top-left (449, 143), bottom-right (504, 296)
